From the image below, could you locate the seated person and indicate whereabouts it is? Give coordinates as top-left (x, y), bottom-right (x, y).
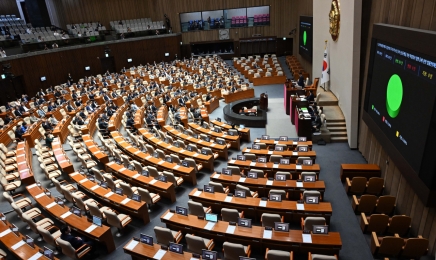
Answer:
top-left (126, 115), bottom-right (138, 134)
top-left (41, 119), bottom-right (54, 133)
top-left (14, 125), bottom-right (24, 141)
top-left (73, 115), bottom-right (84, 127)
top-left (312, 111), bottom-right (322, 132)
top-left (60, 225), bottom-right (95, 257)
top-left (79, 109), bottom-right (87, 120)
top-left (20, 122), bottom-right (28, 133)
top-left (45, 133), bottom-right (54, 149)
top-left (49, 115), bottom-right (58, 126)
top-left (30, 113), bottom-right (40, 124)
top-left (307, 91), bottom-right (315, 103)
top-left (98, 116), bottom-right (110, 136)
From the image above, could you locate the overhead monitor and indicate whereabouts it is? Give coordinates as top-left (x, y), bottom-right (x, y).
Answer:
top-left (40, 76), bottom-right (46, 81)
top-left (127, 58), bottom-right (132, 62)
top-left (85, 66), bottom-right (90, 71)
top-left (299, 16), bottom-right (313, 59)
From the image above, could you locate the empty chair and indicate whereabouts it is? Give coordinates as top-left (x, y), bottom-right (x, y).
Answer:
top-left (261, 213), bottom-right (283, 228)
top-left (61, 185), bottom-right (86, 205)
top-left (309, 253), bottom-right (338, 260)
top-left (184, 157), bottom-right (202, 173)
top-left (188, 200), bottom-right (211, 217)
top-left (366, 177), bottom-right (384, 195)
top-left (297, 157), bottom-right (311, 164)
top-left (301, 190), bottom-right (321, 201)
top-left (72, 193), bottom-right (97, 214)
top-left (276, 171), bottom-right (291, 180)
top-left (352, 194), bottom-right (378, 214)
top-left (360, 213), bottom-right (389, 234)
top-left (301, 217), bottom-right (326, 231)
top-left (86, 200), bottom-right (113, 220)
top-left (227, 166), bottom-right (242, 175)
top-left (345, 177), bottom-right (367, 195)
top-left (162, 171), bottom-right (184, 187)
top-left (223, 242), bottom-right (251, 260)
top-left (52, 178), bottom-right (77, 200)
top-left (270, 155), bottom-right (283, 163)
top-left (235, 184), bottom-right (258, 198)
top-left (137, 187), bottom-right (160, 209)
top-left (243, 153), bottom-right (256, 161)
top-left (265, 249), bottom-right (293, 260)
top-left (106, 177), bottom-right (121, 191)
top-left (56, 237), bottom-right (92, 259)
top-left (147, 166), bottom-right (162, 178)
top-left (387, 215), bottom-right (411, 236)
top-left (185, 234), bottom-right (215, 254)
top-left (201, 147), bottom-right (218, 159)
top-left (400, 236), bottom-right (429, 259)
top-left (22, 211), bottom-right (55, 241)
top-left (1, 176), bottom-right (21, 194)
top-left (370, 232), bottom-right (403, 257)
top-left (3, 191), bottom-right (31, 210)
top-left (78, 153), bottom-right (97, 172)
top-left (103, 210), bottom-right (132, 237)
top-left (208, 181), bottom-right (229, 193)
top-left (119, 181), bottom-right (138, 197)
top-left (154, 226), bottom-right (183, 246)
top-left (269, 189), bottom-right (287, 200)
top-left (155, 149), bottom-right (165, 159)
top-left (170, 154), bottom-right (181, 164)
top-left (375, 196), bottom-right (396, 215)
top-left (221, 208), bottom-right (244, 223)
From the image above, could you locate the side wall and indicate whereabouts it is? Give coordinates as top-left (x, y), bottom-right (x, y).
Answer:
top-left (359, 0), bottom-right (436, 255)
top-left (313, 0), bottom-right (362, 148)
top-left (0, 0), bottom-right (20, 16)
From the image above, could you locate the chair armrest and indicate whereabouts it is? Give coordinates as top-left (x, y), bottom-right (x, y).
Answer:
top-left (12, 193), bottom-right (27, 199)
top-left (174, 230), bottom-right (182, 243)
top-left (394, 233), bottom-right (400, 238)
top-left (246, 245), bottom-right (251, 257)
top-left (75, 243), bottom-right (92, 253)
top-left (264, 248), bottom-right (269, 260)
top-left (345, 178), bottom-right (351, 193)
top-left (370, 232), bottom-right (379, 254)
top-left (360, 213), bottom-right (368, 233)
top-left (281, 216), bottom-right (284, 223)
top-left (352, 195), bottom-right (359, 212)
top-left (205, 238), bottom-right (214, 249)
top-left (301, 217), bottom-right (305, 230)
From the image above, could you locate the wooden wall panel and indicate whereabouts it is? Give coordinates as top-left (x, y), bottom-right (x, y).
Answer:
top-left (358, 1), bottom-right (436, 254)
top-left (4, 35), bottom-right (181, 98)
top-left (0, 0), bottom-right (20, 16)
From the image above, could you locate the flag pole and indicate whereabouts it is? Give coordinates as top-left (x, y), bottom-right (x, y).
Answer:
top-left (323, 40), bottom-right (328, 92)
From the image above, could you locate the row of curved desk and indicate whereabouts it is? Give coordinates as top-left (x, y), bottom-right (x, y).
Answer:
top-left (188, 122), bottom-right (240, 150)
top-left (241, 147), bottom-right (317, 163)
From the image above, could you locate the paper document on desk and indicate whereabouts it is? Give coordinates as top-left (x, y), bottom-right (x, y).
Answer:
top-left (193, 190), bottom-right (202, 196)
top-left (297, 204), bottom-right (305, 210)
top-left (85, 224), bottom-right (98, 233)
top-left (61, 211), bottom-right (72, 219)
top-left (79, 178), bottom-right (88, 183)
top-left (224, 196), bottom-right (233, 202)
top-left (302, 234), bottom-right (312, 243)
top-left (273, 164), bottom-right (279, 168)
top-left (204, 222), bottom-right (216, 230)
top-left (163, 212), bottom-right (174, 220)
top-left (91, 185), bottom-right (99, 190)
top-left (259, 200), bottom-right (267, 207)
top-left (226, 225), bottom-right (236, 234)
top-left (250, 162), bottom-right (256, 166)
top-left (149, 179), bottom-right (158, 184)
top-left (293, 152), bottom-right (298, 156)
top-left (229, 160), bottom-right (235, 164)
top-left (28, 252), bottom-right (43, 260)
top-left (153, 249), bottom-right (167, 260)
top-left (0, 229), bottom-right (11, 238)
top-left (238, 177), bottom-right (246, 183)
top-left (293, 141), bottom-right (297, 145)
top-left (11, 240), bottom-right (25, 250)
top-left (46, 202), bottom-right (57, 209)
top-left (133, 174), bottom-right (140, 179)
top-left (296, 182), bottom-right (303, 188)
top-left (125, 240), bottom-right (139, 250)
top-left (70, 172), bottom-right (79, 177)
top-left (245, 149), bottom-right (251, 152)
top-left (266, 180), bottom-right (273, 186)
top-left (28, 183), bottom-right (37, 189)
top-left (296, 165), bottom-right (302, 170)
top-left (213, 173), bottom-right (220, 179)
top-left (121, 198), bottom-right (131, 205)
top-left (105, 191), bottom-right (114, 198)
top-left (35, 193), bottom-right (45, 199)
top-left (263, 230), bottom-right (272, 239)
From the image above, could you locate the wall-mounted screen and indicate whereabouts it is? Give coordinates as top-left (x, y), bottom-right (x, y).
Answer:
top-left (299, 16), bottom-right (313, 59)
top-left (85, 66), bottom-right (90, 71)
top-left (180, 6), bottom-right (269, 32)
top-left (363, 24), bottom-right (436, 197)
top-left (40, 76), bottom-right (46, 81)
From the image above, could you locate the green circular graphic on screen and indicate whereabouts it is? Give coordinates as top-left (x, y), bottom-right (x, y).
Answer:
top-left (386, 74), bottom-right (403, 118)
top-left (303, 31), bottom-right (307, 46)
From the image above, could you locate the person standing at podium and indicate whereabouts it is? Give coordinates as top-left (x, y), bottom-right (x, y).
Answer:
top-left (298, 73), bottom-right (305, 88)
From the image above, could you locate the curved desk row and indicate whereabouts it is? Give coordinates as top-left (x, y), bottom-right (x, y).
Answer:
top-left (163, 125), bottom-right (229, 160)
top-left (210, 119), bottom-right (250, 142)
top-left (222, 88), bottom-right (255, 104)
top-left (52, 138), bottom-right (75, 174)
top-left (209, 172), bottom-right (325, 199)
top-left (26, 183), bottom-right (116, 253)
top-left (69, 172), bottom-right (150, 224)
top-left (123, 239), bottom-right (198, 260)
top-left (160, 210), bottom-right (341, 255)
top-left (241, 147), bottom-right (317, 164)
top-left (188, 122), bottom-right (240, 150)
top-left (16, 141), bottom-right (35, 186)
top-left (82, 135), bottom-right (110, 171)
top-left (189, 188), bottom-right (332, 224)
top-left (253, 138), bottom-right (313, 149)
top-left (138, 128), bottom-right (215, 171)
top-left (111, 131), bottom-right (197, 185)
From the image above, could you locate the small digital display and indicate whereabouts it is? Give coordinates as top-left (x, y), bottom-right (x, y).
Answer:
top-left (313, 225), bottom-right (329, 234)
top-left (235, 189), bottom-right (246, 198)
top-left (261, 135), bottom-right (270, 140)
top-left (140, 233), bottom-right (153, 245)
top-left (298, 146), bottom-right (308, 152)
top-left (25, 235), bottom-right (34, 247)
top-left (269, 193), bottom-right (282, 202)
top-left (274, 222), bottom-right (289, 232)
top-left (303, 159), bottom-right (313, 166)
top-left (43, 246), bottom-right (54, 259)
top-left (157, 175), bottom-right (167, 182)
top-left (275, 146), bottom-right (284, 151)
top-left (40, 76), bottom-right (46, 81)
top-left (175, 206), bottom-right (188, 216)
top-left (205, 213), bottom-right (218, 222)
top-left (85, 66), bottom-right (90, 71)
top-left (303, 175), bottom-right (316, 182)
top-left (257, 157), bottom-right (267, 163)
top-left (115, 187), bottom-right (123, 196)
top-left (71, 206), bottom-right (81, 216)
top-left (202, 250), bottom-right (217, 260)
top-left (306, 196), bottom-right (319, 204)
top-left (204, 185), bottom-right (214, 193)
top-left (127, 58), bottom-right (133, 62)
top-left (279, 136), bottom-right (288, 141)
top-left (247, 171), bottom-right (258, 179)
top-left (93, 216), bottom-right (102, 227)
top-left (237, 155), bottom-right (245, 161)
top-left (298, 137), bottom-right (307, 142)
top-left (252, 144), bottom-right (260, 150)
top-left (222, 168), bottom-right (232, 175)
top-left (238, 217), bottom-right (252, 227)
top-left (275, 174), bottom-right (287, 181)
top-left (169, 242), bottom-right (183, 254)
top-left (182, 161), bottom-right (189, 167)
top-left (280, 158), bottom-right (290, 165)
top-left (132, 194), bottom-right (141, 202)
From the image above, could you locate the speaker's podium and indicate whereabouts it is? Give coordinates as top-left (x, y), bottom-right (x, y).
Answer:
top-left (260, 93), bottom-right (268, 110)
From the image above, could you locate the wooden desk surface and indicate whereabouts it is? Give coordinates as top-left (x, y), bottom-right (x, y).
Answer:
top-left (69, 172), bottom-right (150, 224)
top-left (340, 164), bottom-right (380, 171)
top-left (138, 128), bottom-right (214, 171)
top-left (26, 184), bottom-right (116, 253)
top-left (188, 122), bottom-right (240, 150)
top-left (82, 134), bottom-right (109, 170)
top-left (22, 120), bottom-right (43, 148)
top-left (161, 210), bottom-right (341, 254)
top-left (254, 138), bottom-right (313, 148)
top-left (111, 131), bottom-right (197, 185)
top-left (227, 159), bottom-right (320, 175)
top-left (205, 97), bottom-right (219, 114)
top-left (124, 239), bottom-right (198, 260)
top-left (0, 119), bottom-right (22, 146)
top-left (242, 147), bottom-right (316, 163)
top-left (210, 119), bottom-right (250, 142)
top-left (163, 125), bottom-right (229, 160)
top-left (52, 115), bottom-right (73, 144)
top-left (189, 188), bottom-right (332, 224)
top-left (16, 141), bottom-right (35, 186)
top-left (222, 88), bottom-right (255, 103)
top-left (108, 104), bottom-right (128, 131)
top-left (0, 218), bottom-right (60, 260)
top-left (51, 139), bottom-right (75, 174)
top-left (106, 161), bottom-right (176, 202)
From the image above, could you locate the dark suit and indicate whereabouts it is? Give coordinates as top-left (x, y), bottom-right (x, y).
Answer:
top-left (298, 76), bottom-right (305, 88)
top-left (60, 233), bottom-right (93, 250)
top-left (14, 110), bottom-right (23, 117)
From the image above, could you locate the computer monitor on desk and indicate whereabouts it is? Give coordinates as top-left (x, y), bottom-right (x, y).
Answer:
top-left (43, 246), bottom-right (54, 259)
top-left (279, 136), bottom-right (288, 141)
top-left (175, 206), bottom-right (188, 216)
top-left (303, 174), bottom-right (316, 182)
top-left (257, 156), bottom-right (267, 163)
top-left (237, 155), bottom-right (246, 161)
top-left (139, 233), bottom-right (153, 245)
top-left (202, 250), bottom-right (217, 260)
top-left (305, 196), bottom-right (319, 204)
top-left (274, 222), bottom-right (289, 232)
top-left (222, 168), bottom-right (232, 175)
top-left (313, 225), bottom-right (329, 234)
top-left (205, 213), bottom-right (218, 223)
top-left (238, 218), bottom-right (252, 228)
top-left (298, 146), bottom-right (308, 152)
top-left (235, 189), bottom-right (246, 198)
top-left (169, 242), bottom-right (183, 254)
top-left (280, 158), bottom-right (290, 165)
top-left (303, 159), bottom-right (313, 166)
top-left (247, 171), bottom-right (258, 179)
top-left (252, 144), bottom-right (260, 150)
top-left (269, 193), bottom-right (282, 202)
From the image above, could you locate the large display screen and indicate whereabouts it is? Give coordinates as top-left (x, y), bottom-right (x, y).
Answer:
top-left (299, 16), bottom-right (313, 59)
top-left (365, 40), bottom-right (436, 173)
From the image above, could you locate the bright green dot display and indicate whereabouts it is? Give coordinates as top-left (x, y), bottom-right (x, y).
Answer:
top-left (386, 74), bottom-right (403, 118)
top-left (303, 31), bottom-right (307, 46)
